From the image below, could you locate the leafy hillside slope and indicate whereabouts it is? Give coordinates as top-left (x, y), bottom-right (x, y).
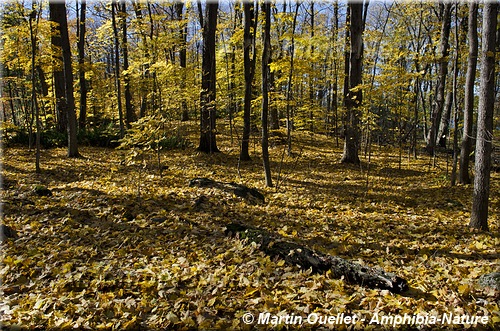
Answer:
top-left (1, 127), bottom-right (499, 330)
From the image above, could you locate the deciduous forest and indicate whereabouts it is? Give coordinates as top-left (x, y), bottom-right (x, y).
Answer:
top-left (1, 0), bottom-right (499, 330)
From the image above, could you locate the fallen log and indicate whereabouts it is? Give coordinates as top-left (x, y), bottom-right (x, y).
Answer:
top-left (225, 223), bottom-right (409, 294)
top-left (189, 178), bottom-right (265, 204)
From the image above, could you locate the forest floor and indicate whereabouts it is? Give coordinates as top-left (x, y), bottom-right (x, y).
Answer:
top-left (1, 121), bottom-right (499, 330)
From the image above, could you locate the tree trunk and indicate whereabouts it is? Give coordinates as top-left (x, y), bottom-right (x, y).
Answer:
top-left (49, 3), bottom-right (67, 134)
top-left (437, 91), bottom-right (453, 148)
top-left (309, 2), bottom-right (315, 133)
top-left (240, 2), bottom-right (258, 162)
top-left (341, 1), bottom-right (364, 164)
top-left (333, 2), bottom-right (339, 147)
top-left (225, 223), bottom-right (408, 293)
top-left (121, 0), bottom-right (134, 128)
top-left (49, 1), bottom-right (78, 157)
top-left (459, 2), bottom-right (478, 184)
top-left (111, 1), bottom-right (125, 138)
top-left (269, 60), bottom-right (279, 130)
top-left (29, 8), bottom-right (40, 172)
top-left (425, 2), bottom-right (452, 155)
top-left (261, 1), bottom-right (273, 188)
top-left (470, 2), bottom-right (497, 231)
top-left (77, 0), bottom-right (87, 131)
top-left (285, 2), bottom-right (300, 156)
top-left (176, 2), bottom-right (189, 122)
top-left (6, 79), bottom-right (18, 126)
top-left (132, 1), bottom-right (149, 119)
top-left (197, 1), bottom-right (219, 153)
top-left (450, 5), bottom-right (463, 187)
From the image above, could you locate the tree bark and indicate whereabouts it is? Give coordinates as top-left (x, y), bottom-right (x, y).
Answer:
top-left (29, 8), bottom-right (40, 172)
top-left (261, 1), bottom-right (273, 188)
top-left (437, 90), bottom-right (453, 148)
top-left (459, 2), bottom-right (478, 184)
top-left (309, 2), bottom-right (315, 132)
top-left (49, 3), bottom-right (66, 134)
top-left (111, 1), bottom-right (125, 138)
top-left (285, 2), bottom-right (300, 156)
top-left (176, 2), bottom-right (189, 122)
top-left (121, 0), bottom-right (134, 128)
top-left (225, 223), bottom-right (408, 293)
top-left (470, 2), bottom-right (497, 231)
top-left (341, 1), bottom-right (364, 164)
top-left (77, 0), bottom-right (87, 131)
top-left (49, 1), bottom-right (78, 157)
top-left (240, 2), bottom-right (258, 162)
top-left (132, 0), bottom-right (149, 119)
top-left (197, 1), bottom-right (219, 153)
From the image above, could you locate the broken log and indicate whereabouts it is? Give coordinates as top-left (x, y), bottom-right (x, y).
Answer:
top-left (225, 223), bottom-right (408, 294)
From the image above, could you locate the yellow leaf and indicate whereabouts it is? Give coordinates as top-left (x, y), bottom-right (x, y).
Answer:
top-left (244, 287), bottom-right (259, 298)
top-left (207, 297), bottom-right (216, 307)
top-left (458, 284), bottom-right (469, 296)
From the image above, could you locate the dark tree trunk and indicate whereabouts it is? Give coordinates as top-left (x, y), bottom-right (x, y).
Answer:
top-left (36, 65), bottom-right (50, 125)
top-left (450, 7), bottom-right (462, 186)
top-left (6, 79), bottom-right (18, 126)
top-left (240, 2), bottom-right (258, 162)
top-left (459, 2), bottom-right (478, 184)
top-left (77, 0), bottom-right (87, 131)
top-left (197, 1), bottom-right (219, 153)
top-left (29, 8), bottom-right (40, 172)
top-left (285, 2), bottom-right (300, 156)
top-left (333, 2), bottom-right (339, 147)
top-left (425, 2), bottom-right (452, 155)
top-left (35, 66), bottom-right (49, 102)
top-left (49, 3), bottom-right (67, 134)
top-left (49, 1), bottom-right (78, 157)
top-left (132, 1), bottom-right (149, 119)
top-left (261, 1), bottom-right (273, 188)
top-left (121, 0), bottom-right (134, 128)
top-left (111, 1), bottom-right (125, 138)
top-left (470, 2), bottom-right (497, 231)
top-left (309, 2), bottom-right (315, 133)
top-left (341, 1), bottom-right (364, 164)
top-left (225, 223), bottom-right (408, 293)
top-left (176, 2), bottom-right (189, 122)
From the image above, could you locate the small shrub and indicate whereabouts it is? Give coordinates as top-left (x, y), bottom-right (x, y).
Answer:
top-left (41, 130), bottom-right (67, 148)
top-left (78, 124), bottom-right (121, 147)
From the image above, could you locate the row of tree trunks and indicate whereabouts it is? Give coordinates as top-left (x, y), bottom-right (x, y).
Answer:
top-left (225, 223), bottom-right (409, 294)
top-left (425, 3), bottom-right (452, 155)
